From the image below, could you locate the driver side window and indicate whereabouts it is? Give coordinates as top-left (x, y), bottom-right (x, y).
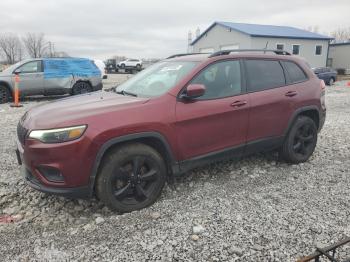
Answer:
top-left (17, 61), bottom-right (42, 73)
top-left (191, 60), bottom-right (242, 100)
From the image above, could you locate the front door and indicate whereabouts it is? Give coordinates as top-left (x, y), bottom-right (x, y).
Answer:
top-left (14, 60), bottom-right (44, 96)
top-left (175, 60), bottom-right (249, 161)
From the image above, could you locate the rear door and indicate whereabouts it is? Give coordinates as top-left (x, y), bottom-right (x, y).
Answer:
top-left (15, 60), bottom-right (44, 95)
top-left (244, 59), bottom-right (295, 151)
top-left (175, 59), bottom-right (249, 161)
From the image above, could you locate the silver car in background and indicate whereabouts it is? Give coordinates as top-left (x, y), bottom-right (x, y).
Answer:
top-left (0, 58), bottom-right (102, 104)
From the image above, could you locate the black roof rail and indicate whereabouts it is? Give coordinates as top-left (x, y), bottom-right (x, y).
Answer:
top-left (166, 53), bottom-right (209, 59)
top-left (209, 49), bottom-right (291, 58)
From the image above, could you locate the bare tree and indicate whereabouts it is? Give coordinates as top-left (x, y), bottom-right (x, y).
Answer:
top-left (22, 32), bottom-right (47, 58)
top-left (0, 33), bottom-right (23, 64)
top-left (331, 27), bottom-right (350, 43)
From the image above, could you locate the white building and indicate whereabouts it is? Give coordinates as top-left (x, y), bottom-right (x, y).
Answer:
top-left (191, 21), bottom-right (333, 68)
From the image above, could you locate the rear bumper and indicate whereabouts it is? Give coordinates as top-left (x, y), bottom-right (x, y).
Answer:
top-left (22, 167), bottom-right (91, 199)
top-left (319, 108), bottom-right (326, 132)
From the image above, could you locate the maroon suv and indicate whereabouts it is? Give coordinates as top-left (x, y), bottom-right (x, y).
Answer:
top-left (16, 50), bottom-right (326, 212)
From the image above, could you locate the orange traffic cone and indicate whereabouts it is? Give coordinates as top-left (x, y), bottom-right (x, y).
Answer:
top-left (10, 73), bottom-right (23, 107)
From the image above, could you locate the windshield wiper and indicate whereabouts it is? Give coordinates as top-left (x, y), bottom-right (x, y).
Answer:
top-left (116, 90), bottom-right (138, 97)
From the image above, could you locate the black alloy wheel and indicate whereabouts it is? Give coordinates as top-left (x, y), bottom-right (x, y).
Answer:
top-left (280, 116), bottom-right (318, 163)
top-left (96, 143), bottom-right (166, 212)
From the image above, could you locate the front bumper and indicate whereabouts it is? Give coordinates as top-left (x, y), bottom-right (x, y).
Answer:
top-left (22, 167), bottom-right (91, 199)
top-left (16, 131), bottom-right (96, 199)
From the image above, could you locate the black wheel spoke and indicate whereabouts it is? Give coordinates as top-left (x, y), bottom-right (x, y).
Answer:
top-left (132, 156), bottom-right (144, 175)
top-left (300, 134), bottom-right (313, 142)
top-left (140, 169), bottom-right (157, 182)
top-left (300, 142), bottom-right (307, 155)
top-left (115, 183), bottom-right (132, 200)
top-left (293, 141), bottom-right (301, 150)
top-left (135, 184), bottom-right (148, 200)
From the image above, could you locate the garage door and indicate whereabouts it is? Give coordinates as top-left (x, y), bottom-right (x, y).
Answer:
top-left (220, 44), bottom-right (239, 50)
top-left (199, 47), bottom-right (214, 53)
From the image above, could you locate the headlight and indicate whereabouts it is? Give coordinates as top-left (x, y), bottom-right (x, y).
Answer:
top-left (29, 125), bottom-right (87, 143)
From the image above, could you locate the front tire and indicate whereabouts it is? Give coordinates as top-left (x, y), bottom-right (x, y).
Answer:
top-left (71, 82), bottom-right (92, 95)
top-left (280, 116), bottom-right (318, 164)
top-left (96, 143), bottom-right (167, 212)
top-left (0, 85), bottom-right (11, 104)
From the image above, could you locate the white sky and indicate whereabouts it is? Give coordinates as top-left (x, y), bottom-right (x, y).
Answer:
top-left (0, 0), bottom-right (349, 60)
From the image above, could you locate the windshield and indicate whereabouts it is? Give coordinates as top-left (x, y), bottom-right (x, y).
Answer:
top-left (116, 61), bottom-right (198, 97)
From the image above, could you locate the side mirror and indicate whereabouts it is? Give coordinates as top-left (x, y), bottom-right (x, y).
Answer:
top-left (14, 68), bottom-right (21, 74)
top-left (181, 84), bottom-right (206, 100)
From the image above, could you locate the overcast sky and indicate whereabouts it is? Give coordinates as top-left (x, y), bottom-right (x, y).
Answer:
top-left (0, 0), bottom-right (349, 60)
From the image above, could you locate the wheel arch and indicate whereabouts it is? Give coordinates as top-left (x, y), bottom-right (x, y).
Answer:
top-left (0, 81), bottom-right (13, 94)
top-left (285, 106), bottom-right (321, 136)
top-left (89, 132), bottom-right (179, 195)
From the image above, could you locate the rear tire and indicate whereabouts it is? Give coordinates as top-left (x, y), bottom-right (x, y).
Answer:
top-left (120, 64), bottom-right (125, 69)
top-left (0, 85), bottom-right (11, 104)
top-left (71, 82), bottom-right (92, 95)
top-left (96, 143), bottom-right (167, 213)
top-left (328, 77), bottom-right (335, 86)
top-left (280, 116), bottom-right (318, 164)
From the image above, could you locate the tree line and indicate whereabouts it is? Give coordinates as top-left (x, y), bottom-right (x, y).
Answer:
top-left (0, 32), bottom-right (68, 64)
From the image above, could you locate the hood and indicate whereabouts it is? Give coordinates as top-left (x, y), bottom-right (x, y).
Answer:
top-left (23, 91), bottom-right (149, 129)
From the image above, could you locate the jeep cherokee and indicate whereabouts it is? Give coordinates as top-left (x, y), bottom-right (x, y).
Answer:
top-left (16, 50), bottom-right (326, 212)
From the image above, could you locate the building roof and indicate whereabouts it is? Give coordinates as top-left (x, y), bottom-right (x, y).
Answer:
top-left (330, 42), bottom-right (350, 46)
top-left (191, 21), bottom-right (333, 45)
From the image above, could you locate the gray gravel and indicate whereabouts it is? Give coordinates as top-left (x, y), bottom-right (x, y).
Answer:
top-left (1, 77), bottom-right (350, 261)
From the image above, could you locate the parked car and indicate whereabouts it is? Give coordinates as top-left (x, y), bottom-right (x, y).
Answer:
top-left (313, 67), bottom-right (337, 86)
top-left (106, 58), bottom-right (118, 73)
top-left (0, 58), bottom-right (102, 104)
top-left (93, 59), bottom-right (107, 79)
top-left (118, 58), bottom-right (142, 70)
top-left (16, 50), bottom-right (326, 212)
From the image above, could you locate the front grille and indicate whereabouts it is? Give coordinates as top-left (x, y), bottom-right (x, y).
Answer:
top-left (17, 122), bottom-right (28, 145)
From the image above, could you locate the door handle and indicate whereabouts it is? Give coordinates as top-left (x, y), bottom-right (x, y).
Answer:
top-left (285, 91), bottom-right (297, 97)
top-left (230, 100), bottom-right (247, 107)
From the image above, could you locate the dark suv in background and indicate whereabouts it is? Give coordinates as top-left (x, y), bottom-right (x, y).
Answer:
top-left (313, 67), bottom-right (337, 86)
top-left (16, 49), bottom-right (326, 212)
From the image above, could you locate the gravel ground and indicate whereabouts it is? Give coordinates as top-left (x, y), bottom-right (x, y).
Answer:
top-left (0, 77), bottom-right (350, 261)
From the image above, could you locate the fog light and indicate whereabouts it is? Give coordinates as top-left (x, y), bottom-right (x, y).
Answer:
top-left (37, 166), bottom-right (64, 182)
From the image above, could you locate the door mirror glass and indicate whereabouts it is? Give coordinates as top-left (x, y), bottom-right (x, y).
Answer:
top-left (181, 84), bottom-right (206, 99)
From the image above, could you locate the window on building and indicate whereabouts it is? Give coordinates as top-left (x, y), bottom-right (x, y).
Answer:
top-left (292, 45), bottom-right (300, 55)
top-left (276, 44), bottom-right (284, 50)
top-left (315, 45), bottom-right (322, 55)
top-left (245, 60), bottom-right (286, 92)
top-left (190, 60), bottom-right (242, 99)
top-left (283, 61), bottom-right (308, 83)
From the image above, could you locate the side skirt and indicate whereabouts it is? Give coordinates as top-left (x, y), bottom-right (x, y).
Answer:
top-left (176, 136), bottom-right (284, 175)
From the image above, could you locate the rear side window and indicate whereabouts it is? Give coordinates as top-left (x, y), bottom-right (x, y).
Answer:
top-left (245, 60), bottom-right (285, 92)
top-left (283, 61), bottom-right (308, 83)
